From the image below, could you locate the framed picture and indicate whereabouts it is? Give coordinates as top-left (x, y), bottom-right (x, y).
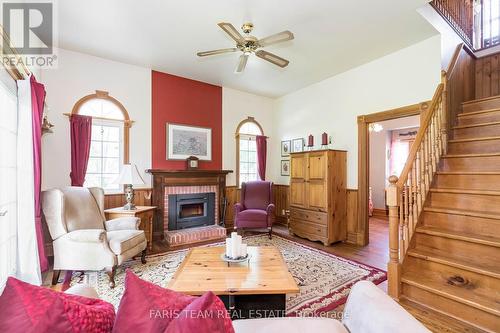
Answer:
top-left (167, 123), bottom-right (212, 161)
top-left (281, 140), bottom-right (291, 157)
top-left (281, 160), bottom-right (290, 176)
top-left (292, 138), bottom-right (304, 153)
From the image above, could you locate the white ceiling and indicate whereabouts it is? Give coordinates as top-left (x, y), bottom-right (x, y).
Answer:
top-left (57, 0), bottom-right (437, 98)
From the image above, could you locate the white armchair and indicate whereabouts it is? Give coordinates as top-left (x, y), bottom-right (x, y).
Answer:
top-left (42, 186), bottom-right (147, 288)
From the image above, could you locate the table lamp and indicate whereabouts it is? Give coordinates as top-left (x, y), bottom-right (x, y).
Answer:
top-left (114, 163), bottom-right (145, 210)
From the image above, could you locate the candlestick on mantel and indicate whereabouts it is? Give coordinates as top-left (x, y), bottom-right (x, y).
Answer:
top-left (321, 132), bottom-right (328, 146)
top-left (307, 134), bottom-right (314, 147)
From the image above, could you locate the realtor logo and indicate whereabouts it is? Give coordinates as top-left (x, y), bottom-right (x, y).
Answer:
top-left (1, 1), bottom-right (57, 68)
top-left (2, 2), bottom-right (53, 54)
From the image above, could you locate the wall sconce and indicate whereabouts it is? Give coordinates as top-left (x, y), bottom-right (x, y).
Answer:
top-left (42, 101), bottom-right (54, 135)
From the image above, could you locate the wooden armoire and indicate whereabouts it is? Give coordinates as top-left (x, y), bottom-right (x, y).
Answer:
top-left (289, 149), bottom-right (347, 246)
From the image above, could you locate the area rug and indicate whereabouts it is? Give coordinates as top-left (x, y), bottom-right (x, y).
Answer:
top-left (70, 234), bottom-right (386, 316)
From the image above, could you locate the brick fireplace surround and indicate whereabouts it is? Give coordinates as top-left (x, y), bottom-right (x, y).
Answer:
top-left (146, 169), bottom-right (232, 247)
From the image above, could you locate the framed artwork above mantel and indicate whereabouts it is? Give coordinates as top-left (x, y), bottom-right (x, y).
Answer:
top-left (166, 123), bottom-right (212, 161)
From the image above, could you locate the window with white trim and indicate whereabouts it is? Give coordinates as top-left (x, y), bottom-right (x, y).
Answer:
top-left (74, 94), bottom-right (128, 193)
top-left (85, 120), bottom-right (123, 192)
top-left (236, 118), bottom-right (263, 186)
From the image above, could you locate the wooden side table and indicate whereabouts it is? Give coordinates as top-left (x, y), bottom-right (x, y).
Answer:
top-left (104, 206), bottom-right (156, 251)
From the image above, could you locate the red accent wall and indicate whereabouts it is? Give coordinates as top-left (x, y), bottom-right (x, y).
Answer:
top-left (152, 71), bottom-right (222, 170)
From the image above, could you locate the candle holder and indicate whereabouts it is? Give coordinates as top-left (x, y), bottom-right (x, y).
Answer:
top-left (220, 253), bottom-right (251, 267)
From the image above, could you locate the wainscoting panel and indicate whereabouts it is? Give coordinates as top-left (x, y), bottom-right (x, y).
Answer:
top-left (346, 189), bottom-right (359, 244)
top-left (475, 53), bottom-right (500, 99)
top-left (104, 188), bottom-right (153, 209)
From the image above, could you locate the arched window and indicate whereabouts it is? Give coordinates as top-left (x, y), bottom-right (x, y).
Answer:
top-left (235, 117), bottom-right (264, 186)
top-left (71, 90), bottom-right (132, 193)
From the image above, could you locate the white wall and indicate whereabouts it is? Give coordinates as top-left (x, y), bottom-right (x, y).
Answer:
top-left (417, 4), bottom-right (463, 70)
top-left (40, 48), bottom-right (152, 190)
top-left (369, 116), bottom-right (420, 209)
top-left (222, 87), bottom-right (275, 186)
top-left (270, 35), bottom-right (441, 188)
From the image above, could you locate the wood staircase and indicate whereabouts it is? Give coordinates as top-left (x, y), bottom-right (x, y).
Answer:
top-left (384, 43), bottom-right (500, 332)
top-left (396, 95), bottom-right (500, 332)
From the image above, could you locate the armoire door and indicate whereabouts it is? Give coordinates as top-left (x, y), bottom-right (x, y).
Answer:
top-left (307, 152), bottom-right (328, 211)
top-left (290, 153), bottom-right (308, 208)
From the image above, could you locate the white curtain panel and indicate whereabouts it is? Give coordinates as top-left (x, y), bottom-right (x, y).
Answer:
top-left (0, 69), bottom-right (19, 291)
top-left (15, 78), bottom-right (41, 286)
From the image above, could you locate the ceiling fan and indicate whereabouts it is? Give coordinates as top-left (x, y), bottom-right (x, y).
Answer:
top-left (197, 22), bottom-right (294, 73)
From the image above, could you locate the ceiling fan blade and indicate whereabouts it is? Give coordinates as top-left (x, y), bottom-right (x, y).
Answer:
top-left (235, 54), bottom-right (249, 73)
top-left (255, 50), bottom-right (289, 68)
top-left (218, 22), bottom-right (244, 43)
top-left (197, 48), bottom-right (238, 57)
top-left (258, 30), bottom-right (294, 47)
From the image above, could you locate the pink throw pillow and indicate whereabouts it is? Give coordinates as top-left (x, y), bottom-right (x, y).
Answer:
top-left (113, 270), bottom-right (196, 332)
top-left (164, 291), bottom-right (234, 333)
top-left (0, 276), bottom-right (115, 333)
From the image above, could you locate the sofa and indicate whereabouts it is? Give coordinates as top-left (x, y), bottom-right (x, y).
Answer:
top-left (66, 281), bottom-right (430, 333)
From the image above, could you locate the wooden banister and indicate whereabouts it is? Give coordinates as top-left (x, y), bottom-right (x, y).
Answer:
top-left (446, 42), bottom-right (465, 80)
top-left (396, 84), bottom-right (444, 188)
top-left (387, 75), bottom-right (449, 299)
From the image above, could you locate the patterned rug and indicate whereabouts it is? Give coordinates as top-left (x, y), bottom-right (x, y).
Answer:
top-left (71, 234), bottom-right (386, 316)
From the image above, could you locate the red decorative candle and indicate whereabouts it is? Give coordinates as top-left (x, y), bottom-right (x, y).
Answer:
top-left (322, 132), bottom-right (328, 145)
top-left (308, 134), bottom-right (314, 147)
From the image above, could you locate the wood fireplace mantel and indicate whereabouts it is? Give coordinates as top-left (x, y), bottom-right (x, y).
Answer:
top-left (146, 169), bottom-right (233, 239)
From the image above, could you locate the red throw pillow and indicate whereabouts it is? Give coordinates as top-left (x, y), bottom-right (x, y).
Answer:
top-left (0, 276), bottom-right (115, 333)
top-left (113, 270), bottom-right (196, 332)
top-left (164, 291), bottom-right (234, 333)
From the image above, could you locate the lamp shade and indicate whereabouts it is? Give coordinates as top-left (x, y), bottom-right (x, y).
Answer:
top-left (114, 164), bottom-right (145, 185)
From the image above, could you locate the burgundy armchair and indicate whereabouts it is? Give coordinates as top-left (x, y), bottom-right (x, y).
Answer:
top-left (234, 181), bottom-right (275, 238)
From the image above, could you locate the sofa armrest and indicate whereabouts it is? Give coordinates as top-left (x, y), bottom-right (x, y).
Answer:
top-left (235, 203), bottom-right (245, 215)
top-left (266, 204), bottom-right (276, 226)
top-left (64, 229), bottom-right (107, 243)
top-left (342, 281), bottom-right (430, 333)
top-left (105, 217), bottom-right (141, 231)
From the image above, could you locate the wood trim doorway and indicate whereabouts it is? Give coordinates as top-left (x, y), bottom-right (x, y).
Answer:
top-left (356, 101), bottom-right (429, 246)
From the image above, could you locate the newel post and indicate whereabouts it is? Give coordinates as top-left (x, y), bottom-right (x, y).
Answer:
top-left (386, 175), bottom-right (401, 299)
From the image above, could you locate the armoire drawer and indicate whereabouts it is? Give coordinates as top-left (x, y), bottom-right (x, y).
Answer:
top-left (290, 208), bottom-right (327, 225)
top-left (289, 219), bottom-right (327, 236)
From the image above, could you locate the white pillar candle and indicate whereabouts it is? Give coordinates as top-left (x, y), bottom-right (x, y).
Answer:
top-left (231, 235), bottom-right (239, 258)
top-left (225, 238), bottom-right (232, 257)
top-left (240, 244), bottom-right (247, 257)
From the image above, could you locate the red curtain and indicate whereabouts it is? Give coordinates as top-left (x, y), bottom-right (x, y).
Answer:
top-left (256, 135), bottom-right (267, 180)
top-left (30, 76), bottom-right (48, 272)
top-left (70, 114), bottom-right (92, 186)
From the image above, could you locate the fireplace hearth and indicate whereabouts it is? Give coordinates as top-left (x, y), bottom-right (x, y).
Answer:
top-left (168, 192), bottom-right (215, 231)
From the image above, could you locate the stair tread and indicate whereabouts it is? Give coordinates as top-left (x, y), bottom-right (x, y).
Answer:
top-left (424, 206), bottom-right (500, 220)
top-left (416, 226), bottom-right (500, 247)
top-left (436, 171), bottom-right (500, 175)
top-left (443, 152), bottom-right (500, 158)
top-left (453, 120), bottom-right (500, 129)
top-left (448, 135), bottom-right (500, 143)
top-left (430, 188), bottom-right (500, 195)
top-left (408, 246), bottom-right (500, 279)
top-left (399, 298), bottom-right (491, 333)
top-left (462, 95), bottom-right (500, 105)
top-left (402, 269), bottom-right (500, 316)
top-left (458, 108), bottom-right (500, 117)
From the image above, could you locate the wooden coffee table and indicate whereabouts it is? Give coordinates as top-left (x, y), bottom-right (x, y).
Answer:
top-left (168, 246), bottom-right (299, 318)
